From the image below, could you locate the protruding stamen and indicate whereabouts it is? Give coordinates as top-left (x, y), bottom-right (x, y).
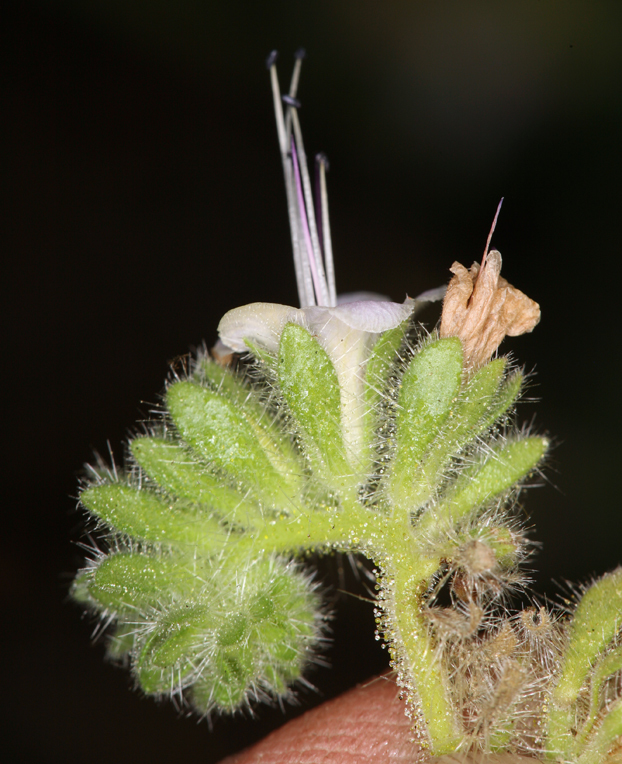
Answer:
top-left (267, 51), bottom-right (287, 155)
top-left (291, 137), bottom-right (324, 305)
top-left (290, 108), bottom-right (330, 306)
top-left (289, 51), bottom-right (304, 95)
top-left (267, 52), bottom-right (335, 308)
top-left (267, 51), bottom-right (310, 305)
top-left (314, 155), bottom-right (324, 252)
top-left (282, 94), bottom-right (301, 108)
top-left (315, 152), bottom-right (330, 172)
top-left (284, 52), bottom-right (304, 148)
top-left (482, 197), bottom-right (504, 268)
top-left (316, 154), bottom-right (337, 306)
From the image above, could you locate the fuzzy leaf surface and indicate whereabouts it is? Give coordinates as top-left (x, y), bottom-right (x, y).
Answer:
top-left (390, 337), bottom-right (463, 507)
top-left (436, 435), bottom-right (548, 527)
top-left (555, 567), bottom-right (622, 706)
top-left (167, 381), bottom-right (295, 507)
top-left (278, 323), bottom-right (350, 486)
top-left (131, 436), bottom-right (264, 526)
top-left (84, 552), bottom-right (203, 614)
top-left (81, 484), bottom-right (226, 550)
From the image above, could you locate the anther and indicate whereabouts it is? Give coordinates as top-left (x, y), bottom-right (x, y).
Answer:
top-left (315, 152), bottom-right (330, 172)
top-left (295, 48), bottom-right (307, 60)
top-left (282, 94), bottom-right (301, 108)
top-left (265, 50), bottom-right (278, 69)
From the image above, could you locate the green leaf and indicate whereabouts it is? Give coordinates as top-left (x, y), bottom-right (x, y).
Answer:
top-left (390, 337), bottom-right (464, 508)
top-left (362, 321), bottom-right (408, 468)
top-left (478, 369), bottom-right (523, 434)
top-left (365, 322), bottom-right (408, 415)
top-left (198, 359), bottom-right (301, 478)
top-left (417, 357), bottom-right (507, 487)
top-left (242, 338), bottom-right (278, 369)
top-left (131, 436), bottom-right (264, 527)
top-left (167, 380), bottom-right (298, 507)
top-left (546, 570), bottom-right (622, 760)
top-left (278, 323), bottom-right (351, 489)
top-left (433, 436), bottom-right (548, 528)
top-left (577, 699), bottom-right (622, 764)
top-left (211, 648), bottom-right (256, 709)
top-left (555, 568), bottom-right (622, 706)
top-left (127, 555), bottom-right (323, 712)
top-left (581, 644), bottom-right (622, 746)
top-left (197, 357), bottom-right (259, 406)
top-left (84, 552), bottom-right (202, 614)
top-left (451, 358), bottom-right (507, 441)
top-left (136, 614), bottom-right (206, 694)
top-left (217, 613), bottom-right (249, 647)
top-left (81, 483), bottom-right (227, 550)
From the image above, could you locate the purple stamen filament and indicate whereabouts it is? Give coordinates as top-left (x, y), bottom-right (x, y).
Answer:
top-left (314, 157), bottom-right (324, 258)
top-left (291, 135), bottom-right (324, 304)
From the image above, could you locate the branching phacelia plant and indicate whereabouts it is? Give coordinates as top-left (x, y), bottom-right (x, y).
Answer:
top-left (72, 51), bottom-right (622, 762)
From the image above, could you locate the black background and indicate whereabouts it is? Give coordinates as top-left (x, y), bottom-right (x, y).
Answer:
top-left (4, 2), bottom-right (622, 762)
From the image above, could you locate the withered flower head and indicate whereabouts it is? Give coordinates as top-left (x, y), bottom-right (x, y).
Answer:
top-left (440, 204), bottom-right (540, 368)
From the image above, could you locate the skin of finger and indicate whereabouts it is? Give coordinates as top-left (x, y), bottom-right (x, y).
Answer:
top-left (218, 675), bottom-right (423, 764)
top-left (218, 676), bottom-right (541, 764)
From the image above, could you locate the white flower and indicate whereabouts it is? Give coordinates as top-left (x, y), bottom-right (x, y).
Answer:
top-left (218, 297), bottom-right (422, 467)
top-left (216, 53), bottom-right (444, 468)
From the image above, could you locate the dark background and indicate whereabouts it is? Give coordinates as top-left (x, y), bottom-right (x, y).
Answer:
top-left (4, 1), bottom-right (622, 762)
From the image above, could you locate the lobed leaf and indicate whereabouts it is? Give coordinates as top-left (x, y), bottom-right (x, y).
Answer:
top-left (167, 381), bottom-right (299, 507)
top-left (81, 483), bottom-right (227, 551)
top-left (130, 555), bottom-right (322, 712)
top-left (278, 323), bottom-right (351, 489)
top-left (83, 551), bottom-right (204, 615)
top-left (390, 337), bottom-right (464, 508)
top-left (131, 436), bottom-right (265, 527)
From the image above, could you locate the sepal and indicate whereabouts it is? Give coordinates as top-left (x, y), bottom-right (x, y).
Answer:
top-left (278, 323), bottom-right (352, 491)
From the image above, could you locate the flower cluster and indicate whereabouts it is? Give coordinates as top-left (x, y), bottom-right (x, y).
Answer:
top-left (71, 52), bottom-right (622, 763)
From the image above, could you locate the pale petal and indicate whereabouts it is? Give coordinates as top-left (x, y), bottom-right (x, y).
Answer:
top-left (328, 300), bottom-right (414, 333)
top-left (337, 291), bottom-right (391, 304)
top-left (217, 297), bottom-right (422, 471)
top-left (217, 302), bottom-right (305, 353)
top-left (412, 284), bottom-right (447, 303)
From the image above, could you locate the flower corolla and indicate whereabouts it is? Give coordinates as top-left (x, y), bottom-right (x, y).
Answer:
top-left (218, 296), bottom-right (437, 466)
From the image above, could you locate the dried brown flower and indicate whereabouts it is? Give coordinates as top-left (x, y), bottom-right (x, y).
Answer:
top-left (440, 250), bottom-right (540, 369)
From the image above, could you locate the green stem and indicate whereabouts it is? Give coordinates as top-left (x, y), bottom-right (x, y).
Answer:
top-left (236, 499), bottom-right (378, 556)
top-left (391, 561), bottom-right (461, 754)
top-left (230, 496), bottom-right (462, 754)
top-left (378, 519), bottom-right (462, 755)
